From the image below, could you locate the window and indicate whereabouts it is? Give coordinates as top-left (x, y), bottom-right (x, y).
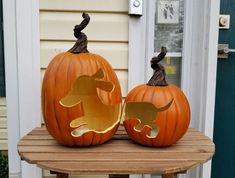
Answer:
top-left (154, 0), bottom-right (184, 86)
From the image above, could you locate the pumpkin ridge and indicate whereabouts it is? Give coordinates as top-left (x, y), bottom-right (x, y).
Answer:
top-left (177, 87), bottom-right (190, 138)
top-left (149, 86), bottom-right (157, 146)
top-left (132, 85), bottom-right (146, 101)
top-left (65, 56), bottom-right (78, 145)
top-left (98, 132), bottom-right (103, 145)
top-left (141, 85), bottom-right (149, 102)
top-left (51, 55), bottom-right (68, 131)
top-left (154, 87), bottom-right (166, 145)
top-left (170, 87), bottom-right (180, 142)
top-left (76, 53), bottom-right (84, 75)
top-left (48, 53), bottom-right (68, 143)
top-left (91, 131), bottom-right (100, 145)
top-left (161, 87), bottom-right (169, 146)
top-left (157, 87), bottom-right (166, 145)
top-left (55, 53), bottom-right (75, 144)
top-left (92, 54), bottom-right (100, 74)
top-left (167, 86), bottom-right (178, 144)
top-left (87, 53), bottom-right (93, 75)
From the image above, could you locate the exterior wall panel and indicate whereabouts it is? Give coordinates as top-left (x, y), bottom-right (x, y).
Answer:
top-left (40, 0), bottom-right (128, 12)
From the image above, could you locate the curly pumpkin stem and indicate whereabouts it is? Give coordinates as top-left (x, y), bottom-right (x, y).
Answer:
top-left (68, 12), bottom-right (90, 54)
top-left (147, 46), bottom-right (168, 86)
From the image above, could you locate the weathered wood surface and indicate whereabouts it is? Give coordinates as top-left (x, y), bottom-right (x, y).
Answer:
top-left (18, 125), bottom-right (214, 175)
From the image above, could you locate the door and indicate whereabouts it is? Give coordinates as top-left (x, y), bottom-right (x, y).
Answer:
top-left (212, 0), bottom-right (235, 177)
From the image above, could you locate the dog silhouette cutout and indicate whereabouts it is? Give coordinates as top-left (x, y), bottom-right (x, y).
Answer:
top-left (60, 68), bottom-right (121, 137)
top-left (123, 99), bottom-right (174, 138)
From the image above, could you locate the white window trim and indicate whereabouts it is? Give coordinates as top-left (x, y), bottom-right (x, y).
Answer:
top-left (3, 0), bottom-right (42, 177)
top-left (128, 0), bottom-right (220, 178)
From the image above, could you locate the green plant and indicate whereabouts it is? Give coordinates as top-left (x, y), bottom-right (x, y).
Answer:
top-left (0, 152), bottom-right (8, 178)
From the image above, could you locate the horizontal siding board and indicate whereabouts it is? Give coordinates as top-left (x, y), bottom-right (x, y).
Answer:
top-left (40, 12), bottom-right (128, 42)
top-left (0, 106), bottom-right (7, 117)
top-left (0, 140), bottom-right (7, 150)
top-left (0, 118), bottom-right (7, 128)
top-left (41, 69), bottom-right (127, 97)
top-left (0, 97), bottom-right (6, 105)
top-left (0, 129), bottom-right (7, 139)
top-left (41, 41), bottom-right (128, 70)
top-left (40, 0), bottom-right (128, 13)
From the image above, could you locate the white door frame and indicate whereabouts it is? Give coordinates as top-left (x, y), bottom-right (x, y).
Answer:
top-left (128, 0), bottom-right (220, 178)
top-left (3, 0), bottom-right (42, 177)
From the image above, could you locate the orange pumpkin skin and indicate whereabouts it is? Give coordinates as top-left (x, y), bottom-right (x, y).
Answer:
top-left (123, 84), bottom-right (190, 147)
top-left (42, 52), bottom-right (122, 146)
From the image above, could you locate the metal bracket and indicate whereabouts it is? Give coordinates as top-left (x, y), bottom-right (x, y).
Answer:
top-left (218, 44), bottom-right (235, 59)
top-left (218, 44), bottom-right (229, 59)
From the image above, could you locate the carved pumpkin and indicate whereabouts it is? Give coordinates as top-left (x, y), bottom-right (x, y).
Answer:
top-left (42, 13), bottom-right (122, 146)
top-left (123, 47), bottom-right (190, 147)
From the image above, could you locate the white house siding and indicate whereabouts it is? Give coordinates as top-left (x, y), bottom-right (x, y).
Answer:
top-left (40, 1), bottom-right (129, 97)
top-left (0, 97), bottom-right (7, 150)
top-left (39, 0), bottom-right (129, 177)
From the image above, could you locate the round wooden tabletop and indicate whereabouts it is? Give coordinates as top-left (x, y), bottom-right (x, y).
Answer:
top-left (18, 125), bottom-right (215, 177)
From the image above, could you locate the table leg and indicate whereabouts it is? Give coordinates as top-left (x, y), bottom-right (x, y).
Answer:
top-left (56, 173), bottom-right (69, 178)
top-left (162, 173), bottom-right (174, 178)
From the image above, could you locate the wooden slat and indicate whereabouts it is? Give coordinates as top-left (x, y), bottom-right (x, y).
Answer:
top-left (18, 145), bottom-right (215, 154)
top-left (40, 12), bottom-right (128, 42)
top-left (39, 0), bottom-right (128, 13)
top-left (21, 152), bottom-right (213, 163)
top-left (37, 160), bottom-right (200, 175)
top-left (18, 139), bottom-right (214, 147)
top-left (18, 126), bottom-right (214, 175)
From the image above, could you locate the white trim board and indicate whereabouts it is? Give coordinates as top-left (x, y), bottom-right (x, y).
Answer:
top-left (3, 0), bottom-right (42, 177)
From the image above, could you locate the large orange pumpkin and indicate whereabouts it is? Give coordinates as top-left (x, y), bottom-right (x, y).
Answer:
top-left (42, 13), bottom-right (122, 146)
top-left (123, 47), bottom-right (190, 147)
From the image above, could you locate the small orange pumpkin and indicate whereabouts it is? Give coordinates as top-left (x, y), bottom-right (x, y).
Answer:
top-left (123, 47), bottom-right (190, 147)
top-left (42, 13), bottom-right (122, 146)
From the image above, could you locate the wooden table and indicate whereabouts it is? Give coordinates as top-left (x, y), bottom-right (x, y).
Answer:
top-left (17, 125), bottom-right (214, 178)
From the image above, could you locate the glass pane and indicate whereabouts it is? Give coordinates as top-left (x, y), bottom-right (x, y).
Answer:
top-left (160, 56), bottom-right (181, 86)
top-left (154, 0), bottom-right (184, 86)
